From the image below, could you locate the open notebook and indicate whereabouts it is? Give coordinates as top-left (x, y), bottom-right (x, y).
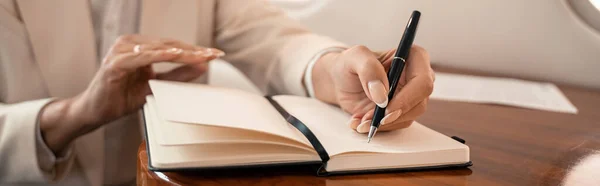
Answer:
top-left (143, 80), bottom-right (471, 175)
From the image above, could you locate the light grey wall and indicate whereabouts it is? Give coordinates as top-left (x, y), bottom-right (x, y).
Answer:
top-left (274, 0), bottom-right (600, 89)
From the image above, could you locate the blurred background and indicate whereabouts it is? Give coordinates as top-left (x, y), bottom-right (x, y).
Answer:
top-left (266, 0), bottom-right (600, 89)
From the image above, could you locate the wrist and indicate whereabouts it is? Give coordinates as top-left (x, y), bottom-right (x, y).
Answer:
top-left (39, 95), bottom-right (94, 154)
top-left (312, 52), bottom-right (341, 105)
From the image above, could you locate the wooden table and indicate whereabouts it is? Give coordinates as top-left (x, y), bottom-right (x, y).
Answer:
top-left (136, 68), bottom-right (600, 186)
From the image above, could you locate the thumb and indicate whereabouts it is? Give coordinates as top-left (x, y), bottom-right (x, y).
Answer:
top-left (347, 46), bottom-right (390, 108)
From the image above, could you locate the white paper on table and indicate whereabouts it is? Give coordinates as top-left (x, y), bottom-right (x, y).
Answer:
top-left (430, 72), bottom-right (578, 114)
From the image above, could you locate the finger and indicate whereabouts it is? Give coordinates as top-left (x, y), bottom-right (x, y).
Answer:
top-left (112, 43), bottom-right (166, 54)
top-left (110, 49), bottom-right (209, 71)
top-left (345, 98), bottom-right (376, 117)
top-left (356, 120), bottom-right (372, 134)
top-left (360, 108), bottom-right (375, 122)
top-left (140, 45), bottom-right (224, 59)
top-left (356, 100), bottom-right (425, 133)
top-left (378, 120), bottom-right (414, 131)
top-left (347, 117), bottom-right (361, 130)
top-left (392, 45), bottom-right (430, 91)
top-left (404, 45), bottom-right (432, 81)
top-left (142, 42), bottom-right (224, 60)
top-left (173, 48), bottom-right (223, 63)
top-left (385, 75), bottom-right (432, 118)
top-left (356, 103), bottom-right (376, 118)
top-left (134, 43), bottom-right (172, 51)
top-left (355, 108), bottom-right (375, 133)
top-left (114, 35), bottom-right (225, 57)
top-left (155, 38), bottom-right (197, 50)
top-left (375, 50), bottom-right (395, 61)
top-left (376, 49), bottom-right (396, 71)
top-left (156, 63), bottom-right (209, 82)
top-left (123, 35), bottom-right (212, 52)
top-left (381, 99), bottom-right (427, 125)
top-left (154, 39), bottom-right (226, 57)
top-left (376, 49), bottom-right (408, 90)
top-left (345, 100), bottom-right (373, 131)
top-left (130, 43), bottom-right (224, 57)
top-left (384, 46), bottom-right (433, 118)
top-left (111, 35), bottom-right (160, 53)
top-left (355, 99), bottom-right (426, 131)
top-left (346, 46), bottom-right (390, 108)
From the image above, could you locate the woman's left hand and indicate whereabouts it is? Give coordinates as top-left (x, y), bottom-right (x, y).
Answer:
top-left (311, 45), bottom-right (434, 133)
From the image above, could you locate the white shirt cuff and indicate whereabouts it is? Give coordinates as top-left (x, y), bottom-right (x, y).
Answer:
top-left (303, 47), bottom-right (346, 97)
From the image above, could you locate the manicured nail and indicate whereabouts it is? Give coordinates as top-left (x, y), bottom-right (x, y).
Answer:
top-left (356, 120), bottom-right (372, 133)
top-left (166, 48), bottom-right (183, 54)
top-left (368, 80), bottom-right (388, 108)
top-left (380, 110), bottom-right (402, 125)
top-left (194, 50), bottom-right (213, 57)
top-left (347, 118), bottom-right (361, 129)
top-left (207, 48), bottom-right (225, 57)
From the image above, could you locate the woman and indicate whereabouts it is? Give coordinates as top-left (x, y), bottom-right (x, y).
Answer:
top-left (0, 0), bottom-right (434, 185)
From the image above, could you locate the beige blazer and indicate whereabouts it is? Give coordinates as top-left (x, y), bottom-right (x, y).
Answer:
top-left (0, 0), bottom-right (343, 185)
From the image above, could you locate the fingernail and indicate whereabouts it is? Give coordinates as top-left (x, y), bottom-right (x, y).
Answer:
top-left (347, 118), bottom-right (360, 129)
top-left (207, 48), bottom-right (226, 57)
top-left (194, 50), bottom-right (213, 57)
top-left (166, 48), bottom-right (183, 54)
top-left (356, 120), bottom-right (372, 133)
top-left (380, 110), bottom-right (402, 125)
top-left (368, 80), bottom-right (388, 108)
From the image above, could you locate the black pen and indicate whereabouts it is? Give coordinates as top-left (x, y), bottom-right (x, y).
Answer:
top-left (368, 11), bottom-right (421, 143)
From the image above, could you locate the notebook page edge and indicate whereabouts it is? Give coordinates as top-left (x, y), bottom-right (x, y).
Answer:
top-left (145, 96), bottom-right (313, 151)
top-left (148, 80), bottom-right (310, 146)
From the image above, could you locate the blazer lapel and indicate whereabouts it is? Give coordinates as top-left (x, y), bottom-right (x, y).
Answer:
top-left (140, 0), bottom-right (212, 84)
top-left (16, 1), bottom-right (105, 186)
top-left (16, 0), bottom-right (98, 97)
top-left (139, 0), bottom-right (202, 44)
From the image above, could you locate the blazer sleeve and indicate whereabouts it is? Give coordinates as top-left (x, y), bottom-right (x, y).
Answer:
top-left (0, 100), bottom-right (74, 183)
top-left (0, 4), bottom-right (75, 183)
top-left (215, 0), bottom-right (346, 95)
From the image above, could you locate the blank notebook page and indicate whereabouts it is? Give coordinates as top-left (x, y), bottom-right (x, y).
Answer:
top-left (148, 80), bottom-right (309, 145)
top-left (272, 95), bottom-right (469, 156)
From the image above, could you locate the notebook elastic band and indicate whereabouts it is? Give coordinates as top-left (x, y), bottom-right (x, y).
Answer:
top-left (265, 96), bottom-right (330, 163)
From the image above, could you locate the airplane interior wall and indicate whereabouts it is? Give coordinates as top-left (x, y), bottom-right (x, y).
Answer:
top-left (273, 0), bottom-right (600, 89)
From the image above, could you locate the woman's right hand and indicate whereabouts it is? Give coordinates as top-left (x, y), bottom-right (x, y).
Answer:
top-left (39, 35), bottom-right (224, 154)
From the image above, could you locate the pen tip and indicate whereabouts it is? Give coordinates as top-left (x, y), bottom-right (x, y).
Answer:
top-left (367, 126), bottom-right (377, 143)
